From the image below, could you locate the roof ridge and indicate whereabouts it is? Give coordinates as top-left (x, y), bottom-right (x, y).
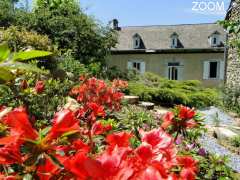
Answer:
top-left (120, 22), bottom-right (218, 28)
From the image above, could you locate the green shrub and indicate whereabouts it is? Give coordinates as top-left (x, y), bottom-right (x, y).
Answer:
top-left (231, 135), bottom-right (240, 147)
top-left (127, 72), bottom-right (220, 108)
top-left (58, 52), bottom-right (87, 80)
top-left (0, 26), bottom-right (54, 51)
top-left (0, 73), bottom-right (74, 127)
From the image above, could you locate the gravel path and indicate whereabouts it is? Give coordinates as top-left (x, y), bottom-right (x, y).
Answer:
top-left (199, 107), bottom-right (240, 173)
top-left (200, 106), bottom-right (235, 126)
top-left (199, 135), bottom-right (240, 173)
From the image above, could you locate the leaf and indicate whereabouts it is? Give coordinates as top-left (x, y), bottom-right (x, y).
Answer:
top-left (40, 126), bottom-right (51, 139)
top-left (0, 43), bottom-right (10, 62)
top-left (13, 50), bottom-right (53, 62)
top-left (2, 62), bottom-right (48, 74)
top-left (0, 67), bottom-right (14, 81)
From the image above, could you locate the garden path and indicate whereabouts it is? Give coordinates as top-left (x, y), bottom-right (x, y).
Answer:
top-left (199, 107), bottom-right (240, 173)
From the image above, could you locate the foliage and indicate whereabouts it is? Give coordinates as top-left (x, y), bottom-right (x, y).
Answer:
top-left (0, 26), bottom-right (54, 51)
top-left (0, 73), bottom-right (74, 127)
top-left (127, 72), bottom-right (220, 108)
top-left (197, 154), bottom-right (235, 179)
top-left (222, 86), bottom-right (240, 115)
top-left (29, 0), bottom-right (117, 64)
top-left (0, 43), bottom-right (52, 82)
top-left (231, 135), bottom-right (240, 148)
top-left (162, 105), bottom-right (205, 140)
top-left (57, 52), bottom-right (88, 81)
top-left (219, 19), bottom-right (240, 55)
top-left (115, 105), bottom-right (157, 132)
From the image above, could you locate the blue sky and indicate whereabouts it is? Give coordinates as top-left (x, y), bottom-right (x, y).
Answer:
top-left (80, 0), bottom-right (231, 26)
top-left (18, 0), bottom-right (231, 26)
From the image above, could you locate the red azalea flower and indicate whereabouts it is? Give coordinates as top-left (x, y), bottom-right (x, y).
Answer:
top-left (106, 132), bottom-right (132, 148)
top-left (178, 105), bottom-right (196, 120)
top-left (20, 80), bottom-right (28, 90)
top-left (161, 112), bottom-right (174, 129)
top-left (35, 80), bottom-right (45, 93)
top-left (3, 107), bottom-right (38, 140)
top-left (87, 102), bottom-right (106, 119)
top-left (91, 121), bottom-right (112, 135)
top-left (141, 128), bottom-right (173, 149)
top-left (97, 146), bottom-right (132, 177)
top-left (177, 156), bottom-right (198, 180)
top-left (36, 157), bottom-right (59, 180)
top-left (63, 151), bottom-right (103, 179)
top-left (0, 138), bottom-right (22, 165)
top-left (47, 109), bottom-right (80, 141)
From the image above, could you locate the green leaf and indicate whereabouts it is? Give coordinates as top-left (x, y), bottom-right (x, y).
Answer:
top-left (39, 126), bottom-right (51, 139)
top-left (13, 50), bottom-right (53, 62)
top-left (0, 67), bottom-right (14, 81)
top-left (3, 62), bottom-right (48, 74)
top-left (0, 43), bottom-right (10, 62)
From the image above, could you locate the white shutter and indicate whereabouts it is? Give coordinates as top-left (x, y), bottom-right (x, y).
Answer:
top-left (140, 61), bottom-right (145, 74)
top-left (219, 61), bottom-right (225, 80)
top-left (203, 61), bottom-right (210, 80)
top-left (178, 66), bottom-right (184, 80)
top-left (127, 61), bottom-right (132, 70)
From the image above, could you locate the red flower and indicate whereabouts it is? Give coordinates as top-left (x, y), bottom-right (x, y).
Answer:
top-left (106, 132), bottom-right (132, 148)
top-left (178, 105), bottom-right (196, 120)
top-left (91, 121), bottom-right (112, 135)
top-left (63, 151), bottom-right (103, 179)
top-left (3, 107), bottom-right (38, 140)
top-left (20, 80), bottom-right (28, 90)
top-left (161, 106), bottom-right (198, 135)
top-left (35, 80), bottom-right (45, 93)
top-left (36, 157), bottom-right (59, 180)
top-left (0, 137), bottom-right (22, 165)
top-left (177, 156), bottom-right (198, 180)
top-left (47, 109), bottom-right (79, 140)
top-left (87, 102), bottom-right (106, 120)
top-left (161, 112), bottom-right (174, 129)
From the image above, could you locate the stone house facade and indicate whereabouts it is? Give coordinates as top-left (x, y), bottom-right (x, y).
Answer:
top-left (107, 21), bottom-right (226, 87)
top-left (225, 0), bottom-right (240, 89)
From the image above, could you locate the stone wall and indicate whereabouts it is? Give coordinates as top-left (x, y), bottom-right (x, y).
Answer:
top-left (226, 0), bottom-right (240, 89)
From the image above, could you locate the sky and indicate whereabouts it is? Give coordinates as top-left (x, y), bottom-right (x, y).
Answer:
top-left (79, 0), bottom-right (231, 26)
top-left (18, 0), bottom-right (231, 27)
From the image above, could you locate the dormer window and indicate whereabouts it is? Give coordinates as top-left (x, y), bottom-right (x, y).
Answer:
top-left (133, 34), bottom-right (141, 49)
top-left (170, 32), bottom-right (178, 48)
top-left (209, 31), bottom-right (221, 47)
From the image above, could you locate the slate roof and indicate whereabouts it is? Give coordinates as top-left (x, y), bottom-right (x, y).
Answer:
top-left (113, 23), bottom-right (226, 51)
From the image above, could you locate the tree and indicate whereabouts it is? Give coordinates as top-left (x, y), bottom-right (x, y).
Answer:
top-left (30, 0), bottom-right (117, 64)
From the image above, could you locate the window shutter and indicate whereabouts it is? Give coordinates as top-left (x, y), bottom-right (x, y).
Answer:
top-left (203, 61), bottom-right (209, 80)
top-left (140, 61), bottom-right (145, 74)
top-left (127, 61), bottom-right (132, 70)
top-left (178, 66), bottom-right (184, 80)
top-left (219, 61), bottom-right (225, 80)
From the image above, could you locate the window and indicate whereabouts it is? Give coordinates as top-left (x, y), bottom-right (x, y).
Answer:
top-left (168, 62), bottom-right (180, 80)
top-left (209, 61), bottom-right (218, 78)
top-left (133, 62), bottom-right (141, 71)
top-left (133, 34), bottom-right (141, 49)
top-left (203, 60), bottom-right (225, 80)
top-left (170, 33), bottom-right (178, 48)
top-left (128, 61), bottom-right (145, 74)
top-left (209, 31), bottom-right (221, 47)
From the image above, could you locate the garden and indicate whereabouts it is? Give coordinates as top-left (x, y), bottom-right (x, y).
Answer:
top-left (0, 0), bottom-right (240, 179)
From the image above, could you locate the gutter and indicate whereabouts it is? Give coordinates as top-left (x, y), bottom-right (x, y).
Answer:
top-left (111, 48), bottom-right (225, 54)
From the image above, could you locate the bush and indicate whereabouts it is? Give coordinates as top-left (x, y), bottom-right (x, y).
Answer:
top-left (57, 52), bottom-right (87, 80)
top-left (0, 26), bottom-right (53, 51)
top-left (127, 72), bottom-right (220, 108)
top-left (0, 73), bottom-right (74, 127)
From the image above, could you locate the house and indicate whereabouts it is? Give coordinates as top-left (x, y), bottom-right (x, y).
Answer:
top-left (106, 20), bottom-right (226, 87)
top-left (225, 0), bottom-right (240, 89)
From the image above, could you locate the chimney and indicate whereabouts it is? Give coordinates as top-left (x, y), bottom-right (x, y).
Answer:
top-left (110, 19), bottom-right (120, 30)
